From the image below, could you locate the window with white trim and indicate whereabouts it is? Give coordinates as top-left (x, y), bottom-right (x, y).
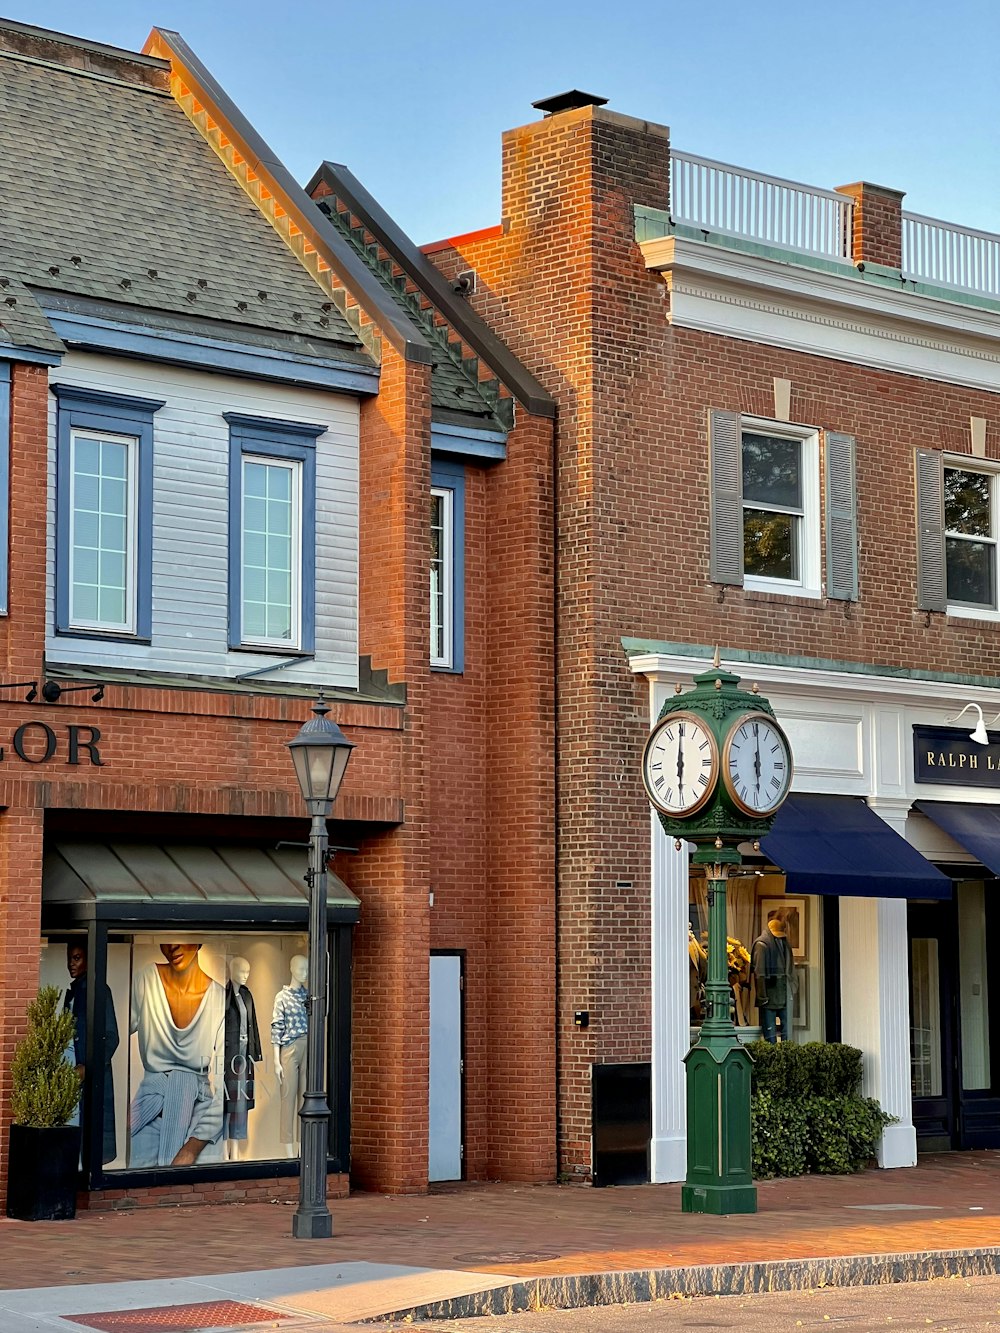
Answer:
top-left (741, 421), bottom-right (821, 598)
top-left (945, 464), bottom-right (998, 613)
top-left (68, 429), bottom-right (138, 633)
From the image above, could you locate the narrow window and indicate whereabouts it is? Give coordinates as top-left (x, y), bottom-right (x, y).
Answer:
top-left (241, 456), bottom-right (302, 648)
top-left (430, 485), bottom-right (454, 667)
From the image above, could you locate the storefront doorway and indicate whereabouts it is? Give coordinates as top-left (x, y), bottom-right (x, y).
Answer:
top-left (908, 883), bottom-right (1000, 1151)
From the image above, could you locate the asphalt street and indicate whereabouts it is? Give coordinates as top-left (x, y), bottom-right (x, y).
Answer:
top-left (362, 1274), bottom-right (1000, 1331)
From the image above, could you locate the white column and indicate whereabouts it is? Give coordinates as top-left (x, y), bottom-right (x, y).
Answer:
top-left (650, 815), bottom-right (690, 1182)
top-left (838, 800), bottom-right (917, 1169)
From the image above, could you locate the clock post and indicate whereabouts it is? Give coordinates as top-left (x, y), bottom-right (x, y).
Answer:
top-left (640, 650), bottom-right (792, 1216)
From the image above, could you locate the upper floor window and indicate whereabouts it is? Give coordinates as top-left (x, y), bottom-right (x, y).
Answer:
top-left (710, 412), bottom-right (857, 600)
top-left (430, 459), bottom-right (465, 672)
top-left (226, 413), bottom-right (323, 654)
top-left (53, 386), bottom-right (162, 640)
top-left (945, 465), bottom-right (997, 612)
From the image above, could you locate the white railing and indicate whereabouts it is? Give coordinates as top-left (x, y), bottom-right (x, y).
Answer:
top-left (671, 150), bottom-right (853, 261)
top-left (903, 211), bottom-right (1000, 298)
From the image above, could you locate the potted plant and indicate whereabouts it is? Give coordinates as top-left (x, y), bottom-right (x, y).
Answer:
top-left (6, 986), bottom-right (83, 1220)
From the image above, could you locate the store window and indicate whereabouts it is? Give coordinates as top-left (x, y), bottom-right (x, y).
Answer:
top-left (688, 869), bottom-right (823, 1043)
top-left (41, 930), bottom-right (330, 1171)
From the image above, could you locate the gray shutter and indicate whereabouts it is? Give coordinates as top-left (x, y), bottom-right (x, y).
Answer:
top-left (709, 410), bottom-right (743, 585)
top-left (916, 448), bottom-right (946, 612)
top-left (825, 432), bottom-right (858, 601)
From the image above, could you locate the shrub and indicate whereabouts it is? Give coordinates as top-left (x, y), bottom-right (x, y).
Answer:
top-left (10, 986), bottom-right (82, 1128)
top-left (748, 1040), bottom-right (893, 1178)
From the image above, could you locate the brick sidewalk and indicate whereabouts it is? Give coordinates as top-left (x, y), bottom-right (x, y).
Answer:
top-left (1, 1152), bottom-right (998, 1290)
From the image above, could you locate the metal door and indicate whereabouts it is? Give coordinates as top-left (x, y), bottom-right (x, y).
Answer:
top-left (429, 951), bottom-right (463, 1181)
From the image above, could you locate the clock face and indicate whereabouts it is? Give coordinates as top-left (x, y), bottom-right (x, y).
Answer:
top-left (722, 712), bottom-right (792, 816)
top-left (642, 711), bottom-right (719, 818)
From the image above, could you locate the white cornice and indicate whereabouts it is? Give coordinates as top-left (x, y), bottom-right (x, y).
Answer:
top-left (640, 235), bottom-right (1000, 393)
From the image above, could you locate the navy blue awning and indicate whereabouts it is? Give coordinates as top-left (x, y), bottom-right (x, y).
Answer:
top-left (913, 801), bottom-right (1000, 878)
top-left (759, 794), bottom-right (952, 900)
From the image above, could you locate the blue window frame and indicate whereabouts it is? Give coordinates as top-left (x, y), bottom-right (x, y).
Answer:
top-left (226, 413), bottom-right (323, 653)
top-left (430, 458), bottom-right (465, 672)
top-left (53, 385), bottom-right (162, 640)
top-left (0, 362), bottom-right (10, 616)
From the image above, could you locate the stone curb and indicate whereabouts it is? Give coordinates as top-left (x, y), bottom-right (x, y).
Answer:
top-left (362, 1247), bottom-right (1000, 1323)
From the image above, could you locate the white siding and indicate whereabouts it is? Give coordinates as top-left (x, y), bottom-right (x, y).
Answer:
top-left (46, 353), bottom-right (360, 690)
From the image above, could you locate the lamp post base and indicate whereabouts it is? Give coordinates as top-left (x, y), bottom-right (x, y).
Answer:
top-left (292, 1209), bottom-right (333, 1239)
top-left (681, 1182), bottom-right (758, 1215)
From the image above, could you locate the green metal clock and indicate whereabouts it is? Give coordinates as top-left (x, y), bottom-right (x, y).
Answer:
top-left (641, 650), bottom-right (792, 1217)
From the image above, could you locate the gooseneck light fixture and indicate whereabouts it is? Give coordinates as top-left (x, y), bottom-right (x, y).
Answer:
top-left (286, 696), bottom-right (355, 1240)
top-left (946, 702), bottom-right (990, 746)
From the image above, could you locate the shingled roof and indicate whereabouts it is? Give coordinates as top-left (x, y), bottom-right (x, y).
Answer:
top-left (0, 20), bottom-right (371, 368)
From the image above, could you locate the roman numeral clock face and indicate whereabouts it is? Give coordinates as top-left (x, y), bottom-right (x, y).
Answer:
top-left (723, 712), bottom-right (792, 816)
top-left (641, 711), bottom-right (719, 817)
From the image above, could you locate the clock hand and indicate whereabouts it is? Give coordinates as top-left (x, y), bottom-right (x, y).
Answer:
top-left (676, 725), bottom-right (685, 799)
top-left (753, 722), bottom-right (761, 795)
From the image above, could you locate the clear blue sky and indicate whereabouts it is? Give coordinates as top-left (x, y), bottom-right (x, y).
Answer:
top-left (10, 0), bottom-right (1000, 246)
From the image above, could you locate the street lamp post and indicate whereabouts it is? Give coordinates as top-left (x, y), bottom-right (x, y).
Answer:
top-left (287, 696), bottom-right (355, 1240)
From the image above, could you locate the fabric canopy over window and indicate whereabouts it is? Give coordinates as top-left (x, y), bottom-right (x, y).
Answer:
top-left (759, 794), bottom-right (952, 899)
top-left (913, 801), bottom-right (1000, 879)
top-left (43, 842), bottom-right (360, 918)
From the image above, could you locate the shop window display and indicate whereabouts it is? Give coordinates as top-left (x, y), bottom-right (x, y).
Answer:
top-left (40, 931), bottom-right (322, 1171)
top-left (688, 871), bottom-right (824, 1043)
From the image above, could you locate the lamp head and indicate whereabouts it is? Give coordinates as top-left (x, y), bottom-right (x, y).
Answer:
top-left (287, 696), bottom-right (355, 815)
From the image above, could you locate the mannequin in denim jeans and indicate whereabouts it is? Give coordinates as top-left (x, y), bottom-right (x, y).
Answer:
top-left (751, 909), bottom-right (795, 1043)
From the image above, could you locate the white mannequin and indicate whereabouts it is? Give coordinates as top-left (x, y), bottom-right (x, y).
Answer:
top-left (225, 957), bottom-right (252, 1162)
top-left (273, 955), bottom-right (309, 1157)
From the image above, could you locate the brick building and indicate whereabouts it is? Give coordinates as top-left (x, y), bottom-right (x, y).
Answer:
top-left (414, 92), bottom-right (1000, 1180)
top-left (0, 19), bottom-right (556, 1208)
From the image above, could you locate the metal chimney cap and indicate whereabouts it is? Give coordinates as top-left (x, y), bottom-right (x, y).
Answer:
top-left (532, 90), bottom-right (608, 116)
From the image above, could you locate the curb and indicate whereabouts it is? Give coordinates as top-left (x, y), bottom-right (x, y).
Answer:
top-left (363, 1247), bottom-right (1000, 1323)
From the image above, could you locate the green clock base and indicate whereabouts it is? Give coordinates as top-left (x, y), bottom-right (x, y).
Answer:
top-left (681, 1182), bottom-right (758, 1215)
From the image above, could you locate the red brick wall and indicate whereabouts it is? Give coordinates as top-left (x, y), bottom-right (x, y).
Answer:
top-left (428, 105), bottom-right (1000, 1175)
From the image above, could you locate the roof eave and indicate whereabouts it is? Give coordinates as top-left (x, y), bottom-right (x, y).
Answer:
top-left (144, 27), bottom-right (433, 367)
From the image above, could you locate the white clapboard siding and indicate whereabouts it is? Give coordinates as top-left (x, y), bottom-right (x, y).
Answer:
top-left (46, 353), bottom-right (360, 689)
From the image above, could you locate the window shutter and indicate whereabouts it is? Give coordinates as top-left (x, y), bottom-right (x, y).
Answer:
top-left (915, 448), bottom-right (946, 612)
top-left (709, 410), bottom-right (743, 585)
top-left (824, 432), bottom-right (858, 601)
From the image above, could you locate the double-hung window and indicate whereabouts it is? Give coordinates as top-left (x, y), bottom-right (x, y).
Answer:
top-left (945, 465), bottom-right (997, 612)
top-left (53, 386), bottom-right (161, 639)
top-left (709, 411), bottom-right (857, 601)
top-left (226, 413), bottom-right (322, 653)
top-left (430, 459), bottom-right (465, 671)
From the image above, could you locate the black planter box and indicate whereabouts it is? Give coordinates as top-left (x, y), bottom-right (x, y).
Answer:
top-left (6, 1123), bottom-right (81, 1221)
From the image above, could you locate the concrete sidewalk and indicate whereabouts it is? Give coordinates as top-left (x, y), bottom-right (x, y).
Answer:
top-left (1, 1152), bottom-right (999, 1329)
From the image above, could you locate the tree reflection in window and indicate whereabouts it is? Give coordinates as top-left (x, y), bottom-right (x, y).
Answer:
top-left (742, 433), bottom-right (802, 581)
top-left (945, 467), bottom-right (996, 610)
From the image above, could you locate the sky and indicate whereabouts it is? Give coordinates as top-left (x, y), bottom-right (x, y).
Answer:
top-left (9, 0), bottom-right (1000, 247)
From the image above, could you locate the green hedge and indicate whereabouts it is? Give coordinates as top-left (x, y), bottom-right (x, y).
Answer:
top-left (746, 1040), bottom-right (894, 1178)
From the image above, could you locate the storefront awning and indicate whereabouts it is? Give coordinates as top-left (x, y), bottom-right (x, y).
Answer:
top-left (43, 843), bottom-right (360, 919)
top-left (913, 801), bottom-right (1000, 878)
top-left (759, 794), bottom-right (952, 900)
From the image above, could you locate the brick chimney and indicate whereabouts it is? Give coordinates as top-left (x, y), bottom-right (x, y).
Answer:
top-left (836, 180), bottom-right (906, 270)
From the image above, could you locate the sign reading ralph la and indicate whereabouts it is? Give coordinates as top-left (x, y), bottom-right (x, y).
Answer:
top-left (914, 725), bottom-right (1000, 788)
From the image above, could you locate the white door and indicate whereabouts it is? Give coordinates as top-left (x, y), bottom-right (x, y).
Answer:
top-left (429, 952), bottom-right (462, 1181)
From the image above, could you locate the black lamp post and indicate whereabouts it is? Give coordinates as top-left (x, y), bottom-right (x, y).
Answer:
top-left (286, 696), bottom-right (354, 1239)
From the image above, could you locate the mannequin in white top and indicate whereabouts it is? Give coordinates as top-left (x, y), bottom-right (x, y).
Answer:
top-left (272, 955), bottom-right (309, 1157)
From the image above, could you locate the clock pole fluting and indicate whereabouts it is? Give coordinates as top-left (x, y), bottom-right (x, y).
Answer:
top-left (641, 649), bottom-right (792, 1215)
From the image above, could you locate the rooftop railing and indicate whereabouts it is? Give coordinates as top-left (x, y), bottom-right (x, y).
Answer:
top-left (670, 150), bottom-right (853, 261)
top-left (902, 211), bottom-right (1000, 298)
top-left (671, 149), bottom-right (1000, 301)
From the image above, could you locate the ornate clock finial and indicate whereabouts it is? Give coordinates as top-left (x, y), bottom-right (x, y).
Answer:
top-left (751, 682), bottom-right (760, 695)
top-left (712, 645), bottom-right (721, 668)
top-left (674, 682), bottom-right (683, 694)
top-left (714, 678), bottom-right (722, 690)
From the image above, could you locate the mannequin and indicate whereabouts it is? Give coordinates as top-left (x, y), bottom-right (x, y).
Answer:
top-left (272, 955), bottom-right (309, 1157)
top-left (224, 957), bottom-right (262, 1161)
top-left (751, 909), bottom-right (796, 1044)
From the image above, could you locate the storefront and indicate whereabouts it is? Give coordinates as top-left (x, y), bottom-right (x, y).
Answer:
top-left (630, 642), bottom-right (1000, 1179)
top-left (39, 840), bottom-right (358, 1192)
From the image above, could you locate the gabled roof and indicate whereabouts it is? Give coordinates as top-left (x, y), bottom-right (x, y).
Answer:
top-left (309, 162), bottom-right (556, 423)
top-left (0, 19), bottom-right (374, 371)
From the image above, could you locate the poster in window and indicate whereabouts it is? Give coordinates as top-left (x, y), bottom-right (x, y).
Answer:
top-left (759, 896), bottom-right (808, 961)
